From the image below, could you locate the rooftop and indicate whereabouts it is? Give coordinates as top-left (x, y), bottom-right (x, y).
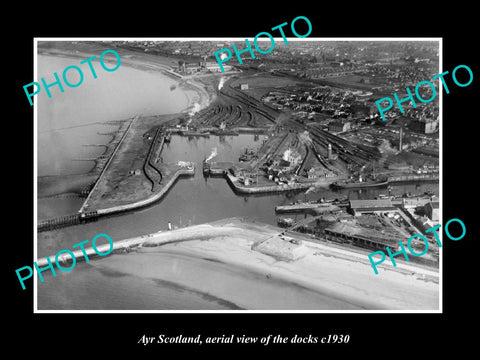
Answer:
top-left (325, 222), bottom-right (401, 246)
top-left (349, 199), bottom-right (394, 209)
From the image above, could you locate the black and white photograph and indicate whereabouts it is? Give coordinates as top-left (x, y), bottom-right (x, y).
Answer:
top-left (34, 38), bottom-right (442, 311)
top-left (7, 6), bottom-right (477, 355)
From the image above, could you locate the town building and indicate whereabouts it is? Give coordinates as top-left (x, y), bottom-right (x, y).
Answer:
top-left (204, 62), bottom-right (233, 72)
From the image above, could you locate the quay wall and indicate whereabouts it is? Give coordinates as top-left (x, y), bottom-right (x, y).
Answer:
top-left (388, 173), bottom-right (439, 183)
top-left (37, 167), bottom-right (194, 232)
top-left (225, 173), bottom-right (336, 194)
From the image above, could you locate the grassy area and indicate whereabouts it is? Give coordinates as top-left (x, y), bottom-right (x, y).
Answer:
top-left (230, 74), bottom-right (313, 100)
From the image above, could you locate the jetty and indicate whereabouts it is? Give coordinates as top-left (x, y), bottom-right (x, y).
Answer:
top-left (275, 202), bottom-right (341, 215)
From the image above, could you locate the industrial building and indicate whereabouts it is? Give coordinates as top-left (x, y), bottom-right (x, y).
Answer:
top-left (328, 120), bottom-right (351, 133)
top-left (424, 201), bottom-right (439, 221)
top-left (324, 222), bottom-right (401, 252)
top-left (205, 61), bottom-right (233, 72)
top-left (348, 199), bottom-right (397, 216)
top-left (302, 166), bottom-right (335, 179)
top-left (409, 119), bottom-right (439, 134)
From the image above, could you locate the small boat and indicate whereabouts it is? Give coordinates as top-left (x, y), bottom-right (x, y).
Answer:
top-left (202, 159), bottom-right (210, 176)
top-left (239, 148), bottom-right (256, 162)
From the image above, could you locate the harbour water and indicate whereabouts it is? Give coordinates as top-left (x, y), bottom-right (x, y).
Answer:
top-left (36, 53), bottom-right (439, 310)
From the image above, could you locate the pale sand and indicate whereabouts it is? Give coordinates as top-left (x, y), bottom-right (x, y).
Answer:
top-left (85, 219), bottom-right (439, 310)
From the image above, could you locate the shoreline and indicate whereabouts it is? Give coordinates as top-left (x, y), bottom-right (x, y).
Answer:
top-left (37, 218), bottom-right (439, 310)
top-left (37, 45), bottom-right (213, 204)
top-left (37, 45), bottom-right (212, 113)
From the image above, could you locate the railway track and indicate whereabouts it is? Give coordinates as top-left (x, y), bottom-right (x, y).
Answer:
top-left (143, 128), bottom-right (164, 192)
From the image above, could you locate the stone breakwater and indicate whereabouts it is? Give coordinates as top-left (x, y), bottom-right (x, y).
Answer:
top-left (96, 167), bottom-right (194, 216)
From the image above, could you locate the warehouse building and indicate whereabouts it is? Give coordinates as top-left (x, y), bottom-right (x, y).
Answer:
top-left (324, 222), bottom-right (401, 252)
top-left (349, 199), bottom-right (397, 216)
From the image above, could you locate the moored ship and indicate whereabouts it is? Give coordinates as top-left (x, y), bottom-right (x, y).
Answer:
top-left (164, 132), bottom-right (171, 143)
top-left (331, 178), bottom-right (388, 189)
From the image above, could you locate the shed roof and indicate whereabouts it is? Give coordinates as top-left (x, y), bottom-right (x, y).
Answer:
top-left (325, 222), bottom-right (401, 246)
top-left (350, 199), bottom-right (394, 209)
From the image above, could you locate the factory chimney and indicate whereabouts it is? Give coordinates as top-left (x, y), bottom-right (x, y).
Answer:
top-left (399, 126), bottom-right (403, 152)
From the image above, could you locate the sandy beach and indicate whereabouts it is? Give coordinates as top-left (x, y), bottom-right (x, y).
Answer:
top-left (45, 218), bottom-right (438, 311)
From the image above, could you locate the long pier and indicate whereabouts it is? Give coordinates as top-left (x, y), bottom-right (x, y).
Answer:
top-left (78, 115), bottom-right (138, 214)
top-left (38, 214), bottom-right (82, 232)
top-left (37, 166), bottom-right (194, 232)
top-left (37, 211), bottom-right (99, 232)
top-left (38, 116), bottom-right (137, 232)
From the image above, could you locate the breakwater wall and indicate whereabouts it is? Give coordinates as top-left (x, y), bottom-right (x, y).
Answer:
top-left (79, 115), bottom-right (138, 213)
top-left (37, 168), bottom-right (194, 232)
top-left (96, 167), bottom-right (194, 216)
top-left (38, 214), bottom-right (82, 232)
top-left (37, 211), bottom-right (99, 232)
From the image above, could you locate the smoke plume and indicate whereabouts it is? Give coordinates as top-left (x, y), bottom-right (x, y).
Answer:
top-left (218, 77), bottom-right (226, 90)
top-left (188, 102), bottom-right (201, 117)
top-left (206, 147), bottom-right (217, 162)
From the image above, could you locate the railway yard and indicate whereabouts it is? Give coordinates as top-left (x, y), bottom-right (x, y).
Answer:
top-left (39, 49), bottom-right (440, 267)
top-left (175, 70), bottom-right (438, 190)
top-left (73, 67), bottom-right (439, 221)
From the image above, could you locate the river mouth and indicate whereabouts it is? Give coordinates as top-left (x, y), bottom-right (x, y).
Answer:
top-left (37, 133), bottom-right (439, 257)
